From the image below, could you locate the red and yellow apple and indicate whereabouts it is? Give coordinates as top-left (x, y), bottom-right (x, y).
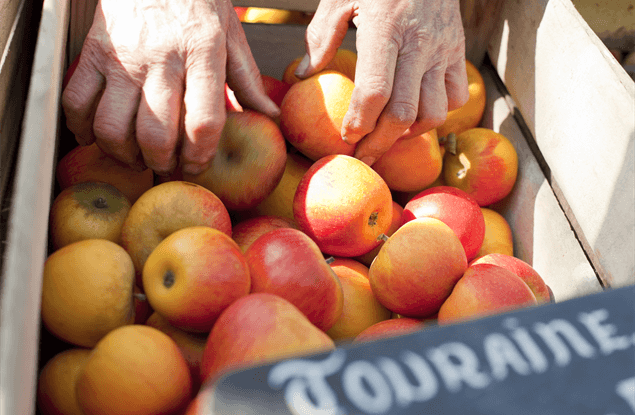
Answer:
top-left (402, 185), bottom-right (485, 262)
top-left (200, 293), bottom-right (335, 384)
top-left (437, 263), bottom-right (538, 324)
top-left (142, 226), bottom-right (251, 333)
top-left (354, 318), bottom-right (426, 343)
top-left (231, 215), bottom-right (297, 252)
top-left (293, 154), bottom-right (393, 257)
top-left (183, 110), bottom-right (287, 211)
top-left (245, 227), bottom-right (343, 332)
top-left (369, 217), bottom-right (468, 318)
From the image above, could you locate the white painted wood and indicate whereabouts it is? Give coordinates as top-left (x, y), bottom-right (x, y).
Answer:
top-left (0, 1), bottom-right (70, 415)
top-left (480, 65), bottom-right (603, 301)
top-left (487, 0), bottom-right (635, 288)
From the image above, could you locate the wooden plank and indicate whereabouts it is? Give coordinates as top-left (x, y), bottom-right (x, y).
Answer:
top-left (486, 0), bottom-right (635, 288)
top-left (0, 1), bottom-right (70, 415)
top-left (570, 0), bottom-right (635, 50)
top-left (480, 62), bottom-right (603, 301)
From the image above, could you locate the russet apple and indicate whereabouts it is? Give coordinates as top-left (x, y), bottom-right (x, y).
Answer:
top-left (182, 110), bottom-right (287, 211)
top-left (368, 217), bottom-right (468, 318)
top-left (231, 214), bottom-right (297, 252)
top-left (245, 227), bottom-right (344, 332)
top-left (142, 226), bottom-right (251, 333)
top-left (402, 185), bottom-right (485, 262)
top-left (325, 258), bottom-right (392, 341)
top-left (48, 181), bottom-right (131, 250)
top-left (145, 312), bottom-right (208, 393)
top-left (41, 239), bottom-right (136, 348)
top-left (437, 263), bottom-right (538, 324)
top-left (120, 180), bottom-right (232, 284)
top-left (200, 293), bottom-right (335, 385)
top-left (56, 143), bottom-right (153, 204)
top-left (470, 253), bottom-right (552, 303)
top-left (293, 154), bottom-right (394, 257)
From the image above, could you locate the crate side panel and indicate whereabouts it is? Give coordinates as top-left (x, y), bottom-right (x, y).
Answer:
top-left (480, 64), bottom-right (603, 302)
top-left (487, 0), bottom-right (635, 288)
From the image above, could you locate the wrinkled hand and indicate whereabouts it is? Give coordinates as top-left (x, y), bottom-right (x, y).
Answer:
top-left (62, 0), bottom-right (279, 176)
top-left (295, 0), bottom-right (469, 166)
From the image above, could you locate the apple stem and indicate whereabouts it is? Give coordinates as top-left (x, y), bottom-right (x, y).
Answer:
top-left (325, 256), bottom-right (335, 264)
top-left (133, 292), bottom-right (147, 302)
top-left (377, 233), bottom-right (389, 242)
top-left (439, 133), bottom-right (458, 155)
top-left (93, 197), bottom-right (108, 209)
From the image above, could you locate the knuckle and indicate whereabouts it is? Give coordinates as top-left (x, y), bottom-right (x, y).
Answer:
top-left (384, 101), bottom-right (418, 128)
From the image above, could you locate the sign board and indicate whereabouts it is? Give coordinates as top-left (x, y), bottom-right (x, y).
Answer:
top-left (206, 285), bottom-right (635, 414)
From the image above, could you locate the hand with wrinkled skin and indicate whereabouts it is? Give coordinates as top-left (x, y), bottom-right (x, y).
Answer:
top-left (295, 0), bottom-right (469, 166)
top-left (62, 0), bottom-right (279, 176)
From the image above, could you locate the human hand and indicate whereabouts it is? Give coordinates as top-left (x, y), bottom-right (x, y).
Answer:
top-left (294, 0), bottom-right (469, 166)
top-left (62, 0), bottom-right (279, 176)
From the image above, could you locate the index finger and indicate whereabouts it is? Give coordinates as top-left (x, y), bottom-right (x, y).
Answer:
top-left (341, 19), bottom-right (399, 146)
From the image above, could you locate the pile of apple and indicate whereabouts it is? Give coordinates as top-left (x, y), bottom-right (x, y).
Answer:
top-left (37, 50), bottom-right (553, 415)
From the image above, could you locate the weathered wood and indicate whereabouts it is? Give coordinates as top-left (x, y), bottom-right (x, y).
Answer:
top-left (571, 0), bottom-right (635, 50)
top-left (487, 0), bottom-right (635, 288)
top-left (0, 1), bottom-right (70, 415)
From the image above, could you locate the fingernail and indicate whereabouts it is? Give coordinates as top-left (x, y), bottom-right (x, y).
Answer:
top-left (294, 54), bottom-right (311, 77)
top-left (181, 163), bottom-right (207, 176)
top-left (360, 156), bottom-right (376, 166)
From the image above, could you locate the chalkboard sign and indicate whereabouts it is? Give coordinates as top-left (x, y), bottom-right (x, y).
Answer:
top-left (201, 285), bottom-right (635, 414)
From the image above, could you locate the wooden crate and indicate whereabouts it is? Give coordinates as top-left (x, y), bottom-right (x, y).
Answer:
top-left (1, 0), bottom-right (632, 413)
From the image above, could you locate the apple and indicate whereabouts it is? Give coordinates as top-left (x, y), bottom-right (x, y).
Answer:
top-left (200, 293), bottom-right (335, 385)
top-left (325, 258), bottom-right (392, 341)
top-left (231, 215), bottom-right (297, 252)
top-left (438, 263), bottom-right (538, 324)
top-left (182, 110), bottom-right (287, 211)
top-left (120, 180), bottom-right (232, 284)
top-left (470, 253), bottom-right (552, 304)
top-left (56, 143), bottom-right (154, 203)
top-left (354, 200), bottom-right (404, 267)
top-left (293, 154), bottom-right (394, 257)
top-left (48, 181), bottom-right (131, 250)
top-left (368, 217), bottom-right (468, 318)
top-left (40, 239), bottom-right (136, 348)
top-left (442, 128), bottom-right (519, 206)
top-left (354, 318), bottom-right (426, 343)
top-left (145, 312), bottom-right (208, 393)
top-left (261, 74), bottom-right (291, 108)
top-left (244, 227), bottom-right (344, 332)
top-left (142, 226), bottom-right (251, 333)
top-left (37, 348), bottom-right (91, 415)
top-left (224, 83), bottom-right (243, 112)
top-left (236, 150), bottom-right (313, 223)
top-left (402, 185), bottom-right (485, 262)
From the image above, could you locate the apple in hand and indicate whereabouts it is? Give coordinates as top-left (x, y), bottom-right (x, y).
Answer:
top-left (49, 181), bottom-right (131, 250)
top-left (56, 143), bottom-right (154, 204)
top-left (183, 110), bottom-right (287, 211)
top-left (403, 186), bottom-right (485, 262)
top-left (470, 253), bottom-right (552, 303)
top-left (142, 226), bottom-right (250, 333)
top-left (200, 293), bottom-right (335, 384)
top-left (293, 154), bottom-right (394, 257)
top-left (369, 217), bottom-right (468, 318)
top-left (231, 215), bottom-right (297, 252)
top-left (437, 263), bottom-right (538, 324)
top-left (120, 180), bottom-right (232, 283)
top-left (245, 227), bottom-right (344, 332)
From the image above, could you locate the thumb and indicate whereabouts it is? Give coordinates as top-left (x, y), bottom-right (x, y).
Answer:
top-left (295, 0), bottom-right (353, 79)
